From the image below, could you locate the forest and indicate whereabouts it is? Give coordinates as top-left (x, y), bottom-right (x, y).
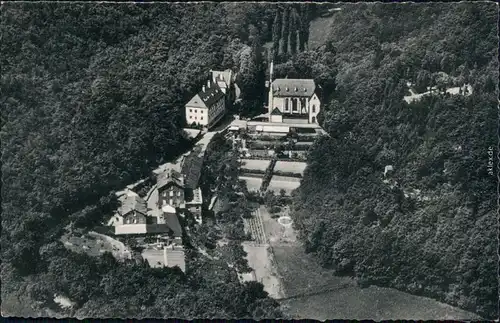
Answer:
top-left (1, 2), bottom-right (497, 319)
top-left (1, 3), bottom-right (282, 318)
top-left (286, 3), bottom-right (497, 319)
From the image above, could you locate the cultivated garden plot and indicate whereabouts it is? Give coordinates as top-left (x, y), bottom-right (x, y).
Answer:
top-left (240, 159), bottom-right (271, 172)
top-left (274, 161), bottom-right (307, 175)
top-left (239, 176), bottom-right (263, 192)
top-left (267, 176), bottom-right (301, 195)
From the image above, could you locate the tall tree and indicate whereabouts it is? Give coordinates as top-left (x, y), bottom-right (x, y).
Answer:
top-left (289, 8), bottom-right (299, 55)
top-left (281, 7), bottom-right (290, 58)
top-left (271, 10), bottom-right (282, 62)
top-left (297, 5), bottom-right (307, 52)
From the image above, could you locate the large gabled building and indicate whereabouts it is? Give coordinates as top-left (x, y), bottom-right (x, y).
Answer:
top-left (185, 79), bottom-right (225, 129)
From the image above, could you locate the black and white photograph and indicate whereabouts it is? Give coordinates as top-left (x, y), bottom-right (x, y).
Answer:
top-left (1, 1), bottom-right (498, 320)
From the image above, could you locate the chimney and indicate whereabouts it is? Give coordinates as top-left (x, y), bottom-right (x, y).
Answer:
top-left (202, 85), bottom-right (206, 92)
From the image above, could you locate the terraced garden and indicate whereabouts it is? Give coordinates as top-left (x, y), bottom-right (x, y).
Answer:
top-left (240, 159), bottom-right (271, 172)
top-left (274, 161), bottom-right (307, 176)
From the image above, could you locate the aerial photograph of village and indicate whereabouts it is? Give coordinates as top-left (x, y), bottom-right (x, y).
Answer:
top-left (1, 2), bottom-right (498, 321)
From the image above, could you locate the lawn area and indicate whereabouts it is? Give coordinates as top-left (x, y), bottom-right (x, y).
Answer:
top-left (282, 285), bottom-right (482, 320)
top-left (274, 161), bottom-right (307, 175)
top-left (308, 13), bottom-right (336, 50)
top-left (240, 159), bottom-right (271, 172)
top-left (60, 231), bottom-right (132, 261)
top-left (242, 242), bottom-right (284, 299)
top-left (257, 206), bottom-right (481, 320)
top-left (272, 244), bottom-right (354, 298)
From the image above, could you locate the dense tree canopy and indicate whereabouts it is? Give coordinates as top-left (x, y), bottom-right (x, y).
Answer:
top-left (288, 3), bottom-right (497, 319)
top-left (1, 3), bottom-right (282, 318)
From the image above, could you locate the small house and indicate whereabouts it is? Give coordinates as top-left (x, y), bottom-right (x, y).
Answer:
top-left (157, 169), bottom-right (185, 208)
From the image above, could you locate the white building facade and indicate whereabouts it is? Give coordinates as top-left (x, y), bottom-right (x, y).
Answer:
top-left (267, 78), bottom-right (321, 124)
top-left (266, 62), bottom-right (321, 124)
top-left (185, 79), bottom-right (225, 129)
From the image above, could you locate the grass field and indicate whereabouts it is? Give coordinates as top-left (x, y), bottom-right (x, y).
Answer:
top-left (240, 159), bottom-right (271, 171)
top-left (282, 285), bottom-right (481, 320)
top-left (274, 161), bottom-right (307, 175)
top-left (242, 242), bottom-right (284, 299)
top-left (60, 231), bottom-right (131, 261)
top-left (257, 206), bottom-right (481, 320)
top-left (272, 245), bottom-right (354, 298)
top-left (308, 15), bottom-right (336, 50)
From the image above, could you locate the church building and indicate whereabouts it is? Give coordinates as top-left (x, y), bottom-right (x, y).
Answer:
top-left (267, 61), bottom-right (321, 124)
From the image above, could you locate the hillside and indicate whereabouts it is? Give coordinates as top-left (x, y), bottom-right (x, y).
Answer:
top-left (288, 3), bottom-right (497, 319)
top-left (1, 3), bottom-right (281, 318)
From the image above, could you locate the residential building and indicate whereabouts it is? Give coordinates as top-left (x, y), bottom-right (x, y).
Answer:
top-left (157, 169), bottom-right (185, 209)
top-left (267, 61), bottom-right (321, 124)
top-left (109, 190), bottom-right (183, 237)
top-left (108, 191), bottom-right (148, 226)
top-left (185, 79), bottom-right (225, 129)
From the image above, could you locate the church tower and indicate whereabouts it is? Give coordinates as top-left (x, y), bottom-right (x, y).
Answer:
top-left (267, 60), bottom-right (274, 117)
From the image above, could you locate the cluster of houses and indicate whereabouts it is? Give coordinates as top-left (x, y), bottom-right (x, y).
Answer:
top-left (108, 162), bottom-right (203, 235)
top-left (107, 148), bottom-right (205, 272)
top-left (105, 64), bottom-right (323, 271)
top-left (184, 63), bottom-right (322, 132)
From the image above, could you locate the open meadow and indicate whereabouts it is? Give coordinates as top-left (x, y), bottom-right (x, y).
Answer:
top-left (257, 207), bottom-right (481, 320)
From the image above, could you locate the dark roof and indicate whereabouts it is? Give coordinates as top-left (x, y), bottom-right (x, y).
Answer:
top-left (271, 79), bottom-right (316, 98)
top-left (157, 169), bottom-right (184, 190)
top-left (146, 224), bottom-right (171, 234)
top-left (271, 107), bottom-right (282, 115)
top-left (119, 195), bottom-right (147, 216)
top-left (198, 80), bottom-right (225, 108)
top-left (146, 221), bottom-right (181, 237)
top-left (164, 212), bottom-right (182, 237)
top-left (181, 148), bottom-right (204, 190)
